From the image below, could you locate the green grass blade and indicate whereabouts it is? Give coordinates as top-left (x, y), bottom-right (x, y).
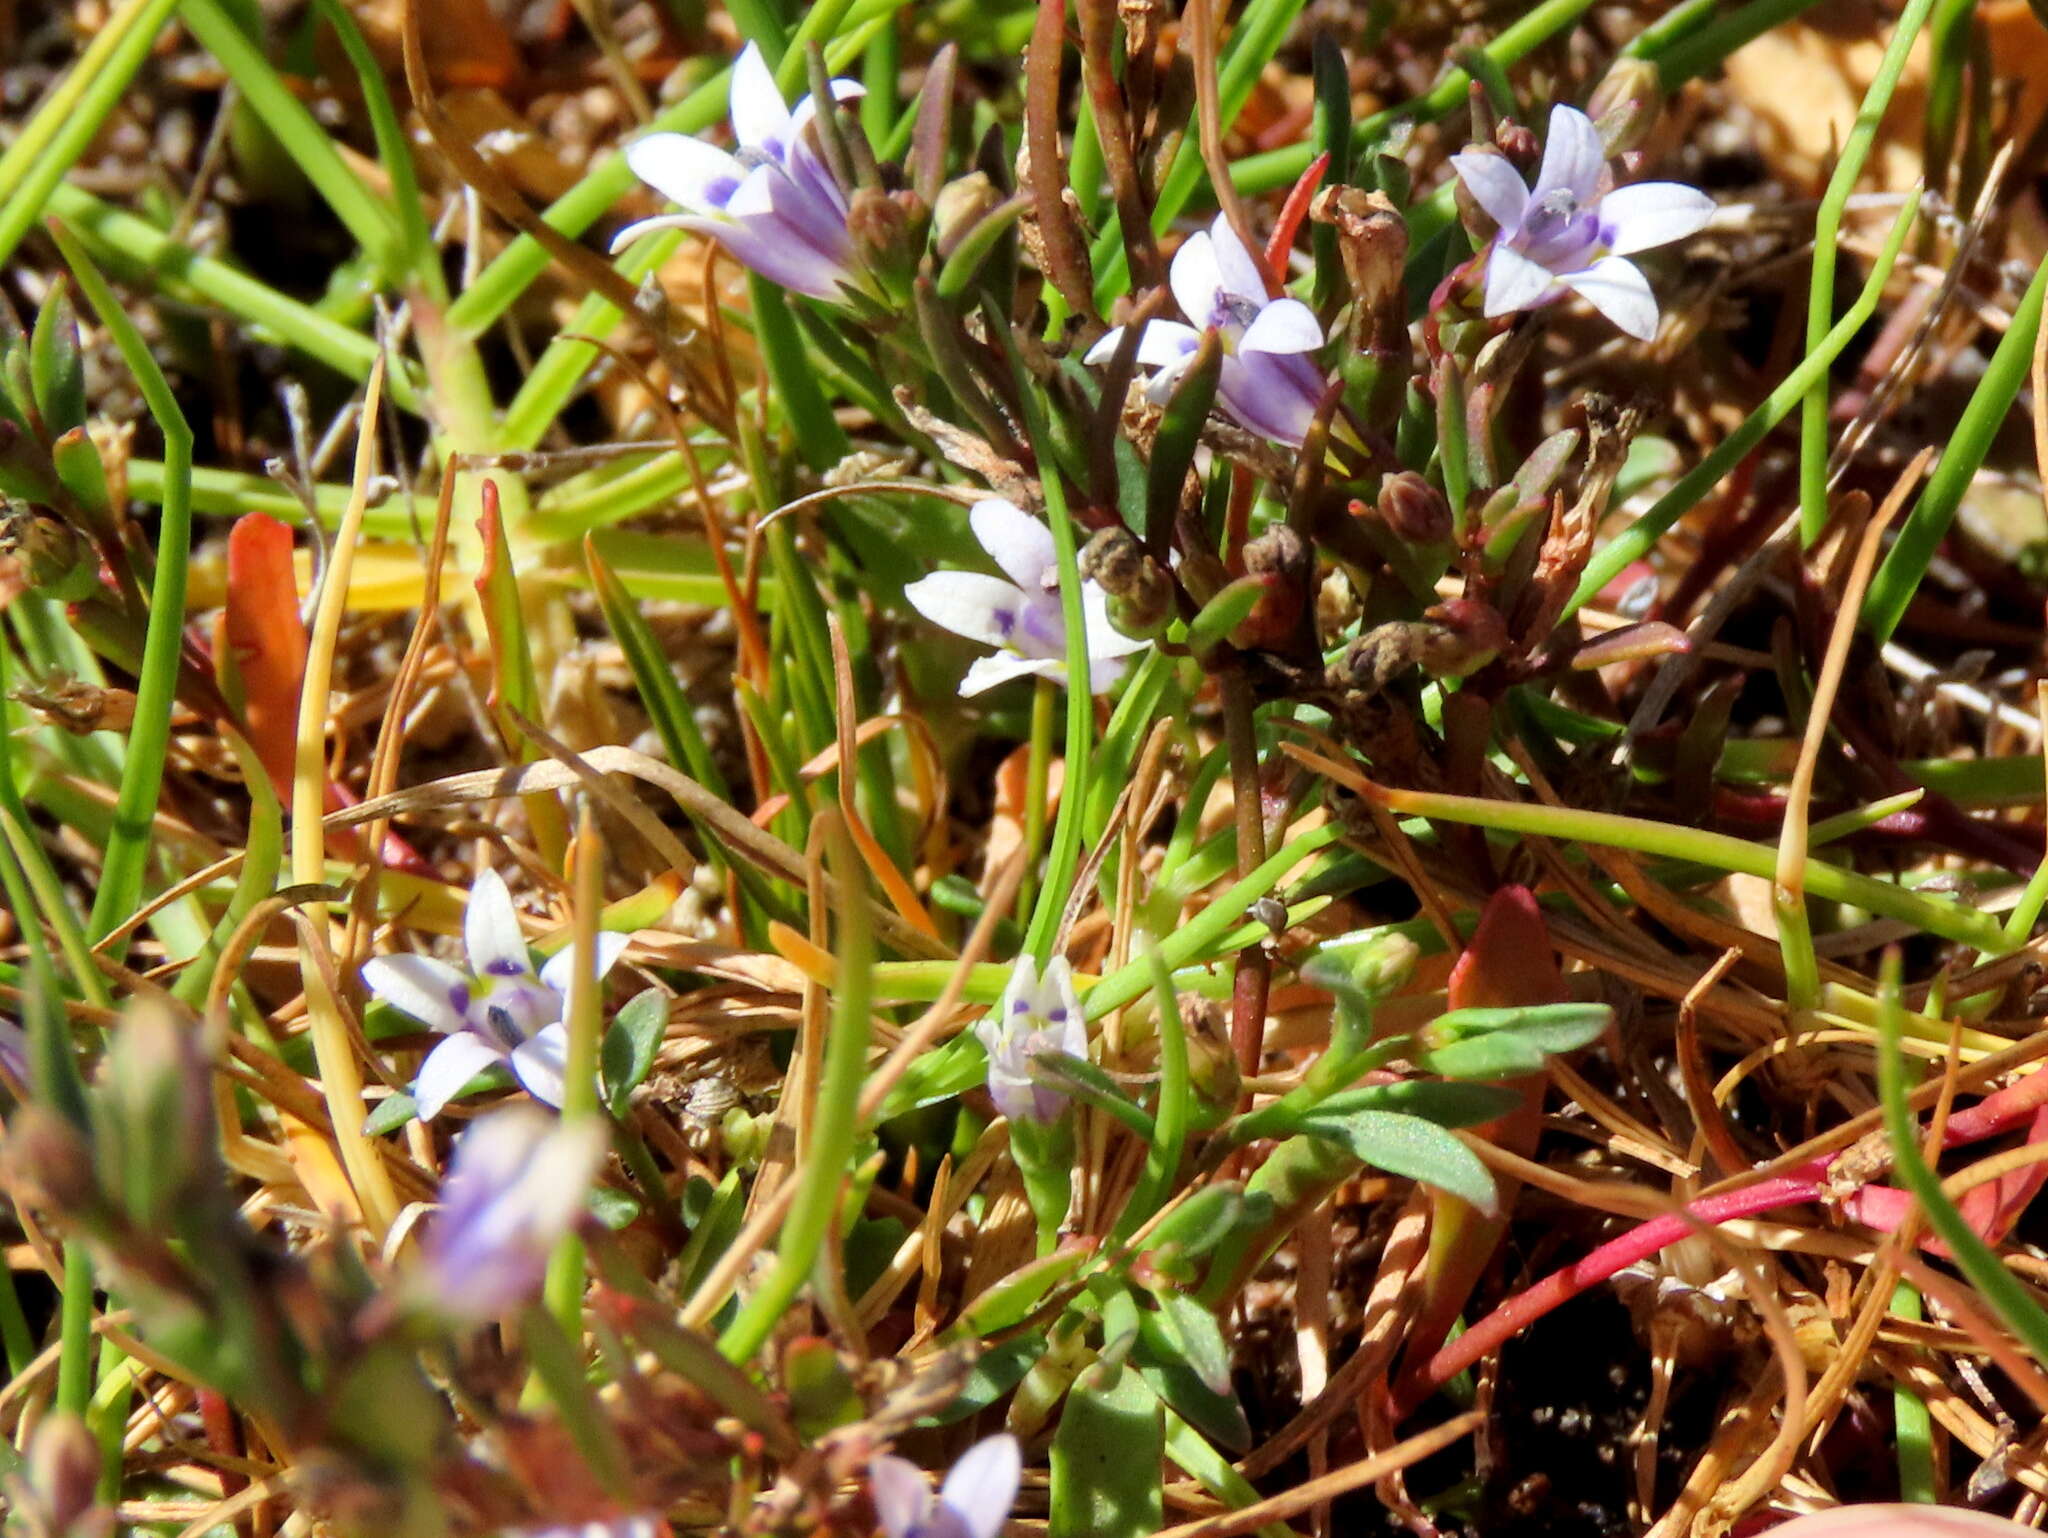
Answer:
top-left (49, 227), bottom-right (197, 947)
top-left (0, 0), bottom-right (180, 270)
top-left (1862, 253), bottom-right (2048, 643)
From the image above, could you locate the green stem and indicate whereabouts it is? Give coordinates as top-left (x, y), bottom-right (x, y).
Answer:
top-left (1797, 0), bottom-right (1936, 545)
top-left (1019, 676), bottom-right (1058, 921)
top-left (715, 820), bottom-right (873, 1363)
top-left (51, 227), bottom-right (195, 950)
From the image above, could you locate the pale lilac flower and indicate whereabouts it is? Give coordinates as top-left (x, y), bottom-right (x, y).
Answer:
top-left (871, 1433), bottom-right (1021, 1538)
top-left (1449, 103), bottom-right (1715, 341)
top-left (415, 1106), bottom-right (606, 1323)
top-left (613, 42), bottom-right (863, 300)
top-left (1767, 1509), bottom-right (2033, 1536)
top-left (361, 870), bottom-right (628, 1121)
top-left (513, 1519), bottom-right (661, 1538)
top-left (975, 957), bottom-right (1087, 1125)
top-left (1083, 215), bottom-right (1327, 447)
top-left (904, 499), bottom-right (1148, 696)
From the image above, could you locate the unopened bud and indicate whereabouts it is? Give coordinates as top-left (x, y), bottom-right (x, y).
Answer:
top-left (1586, 56), bottom-right (1662, 156)
top-left (0, 505), bottom-right (97, 601)
top-left (3, 1104), bottom-right (100, 1220)
top-left (1312, 186), bottom-right (1406, 334)
top-left (1081, 527), bottom-right (1174, 638)
top-left (96, 1002), bottom-right (216, 1231)
top-left (1374, 471), bottom-right (1451, 544)
top-left (934, 171), bottom-right (1004, 261)
top-left (12, 1412), bottom-right (112, 1538)
top-left (1421, 598), bottom-right (1509, 678)
top-left (847, 186), bottom-right (923, 279)
top-left (1233, 525), bottom-right (1311, 651)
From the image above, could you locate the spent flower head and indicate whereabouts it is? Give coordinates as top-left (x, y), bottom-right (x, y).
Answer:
top-left (1085, 215), bottom-right (1328, 447)
top-left (870, 1433), bottom-right (1021, 1538)
top-left (905, 498), bottom-right (1149, 697)
top-left (976, 956), bottom-right (1087, 1125)
top-left (414, 1106), bottom-right (606, 1324)
top-left (361, 869), bottom-right (628, 1121)
top-left (614, 43), bottom-right (864, 300)
top-left (1450, 103), bottom-right (1714, 340)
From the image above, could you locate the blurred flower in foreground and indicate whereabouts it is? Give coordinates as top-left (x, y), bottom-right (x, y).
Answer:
top-left (1766, 1508), bottom-right (2032, 1536)
top-left (361, 869), bottom-right (628, 1121)
top-left (871, 1432), bottom-right (1021, 1538)
top-left (1084, 214), bottom-right (1327, 446)
top-left (513, 1520), bottom-right (662, 1538)
top-left (2, 1412), bottom-right (113, 1538)
top-left (976, 956), bottom-right (1087, 1124)
top-left (613, 43), bottom-right (863, 300)
top-left (905, 499), bottom-right (1148, 696)
top-left (1450, 103), bottom-right (1714, 340)
top-left (415, 1106), bottom-right (606, 1323)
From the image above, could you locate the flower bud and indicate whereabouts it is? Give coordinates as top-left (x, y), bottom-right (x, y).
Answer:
top-left (1080, 526), bottom-right (1174, 638)
top-left (1374, 471), bottom-right (1451, 545)
top-left (1232, 525), bottom-right (1312, 652)
top-left (9, 1413), bottom-right (112, 1538)
top-left (1586, 56), bottom-right (1663, 156)
top-left (3, 1104), bottom-right (101, 1221)
top-left (0, 504), bottom-right (98, 602)
top-left (847, 185), bottom-right (924, 287)
top-left (934, 171), bottom-right (1003, 260)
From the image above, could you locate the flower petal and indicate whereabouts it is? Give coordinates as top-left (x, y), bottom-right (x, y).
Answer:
top-left (1081, 325), bottom-right (1127, 366)
top-left (1168, 229), bottom-right (1224, 328)
top-left (413, 1033), bottom-right (509, 1121)
top-left (1448, 151), bottom-right (1530, 232)
top-left (1216, 351), bottom-right (1324, 447)
top-left (680, 215), bottom-right (851, 300)
top-left (1530, 104), bottom-right (1605, 206)
top-left (510, 1023), bottom-right (570, 1109)
top-left (728, 42), bottom-right (794, 156)
top-left (960, 653), bottom-right (1061, 696)
top-left (539, 931), bottom-right (632, 995)
top-left (906, 570), bottom-right (1034, 650)
top-left (1598, 180), bottom-right (1716, 256)
top-left (939, 1433), bottom-right (1023, 1538)
top-left (623, 133), bottom-right (749, 216)
top-left (1482, 242), bottom-right (1558, 318)
top-left (466, 869), bottom-right (532, 980)
top-left (1084, 320), bottom-right (1203, 370)
top-left (869, 1455), bottom-right (933, 1538)
top-left (1206, 214), bottom-right (1269, 303)
top-left (969, 498), bottom-right (1056, 591)
top-left (1237, 297), bottom-right (1324, 355)
top-left (1560, 255), bottom-right (1660, 340)
top-left (362, 953), bottom-right (473, 1035)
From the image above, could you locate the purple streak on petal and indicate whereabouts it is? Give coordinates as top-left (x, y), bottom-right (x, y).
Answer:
top-left (1217, 351), bottom-right (1324, 447)
top-left (676, 216), bottom-right (849, 300)
top-left (728, 42), bottom-right (794, 157)
top-left (362, 953), bottom-right (474, 1036)
top-left (464, 869), bottom-right (531, 982)
top-left (1448, 151), bottom-right (1530, 232)
top-left (623, 134), bottom-right (750, 216)
top-left (1559, 255), bottom-right (1659, 340)
top-left (1482, 243), bottom-right (1557, 318)
top-left (1598, 180), bottom-right (1716, 256)
top-left (1529, 104), bottom-right (1605, 207)
top-left (906, 571), bottom-right (1031, 650)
